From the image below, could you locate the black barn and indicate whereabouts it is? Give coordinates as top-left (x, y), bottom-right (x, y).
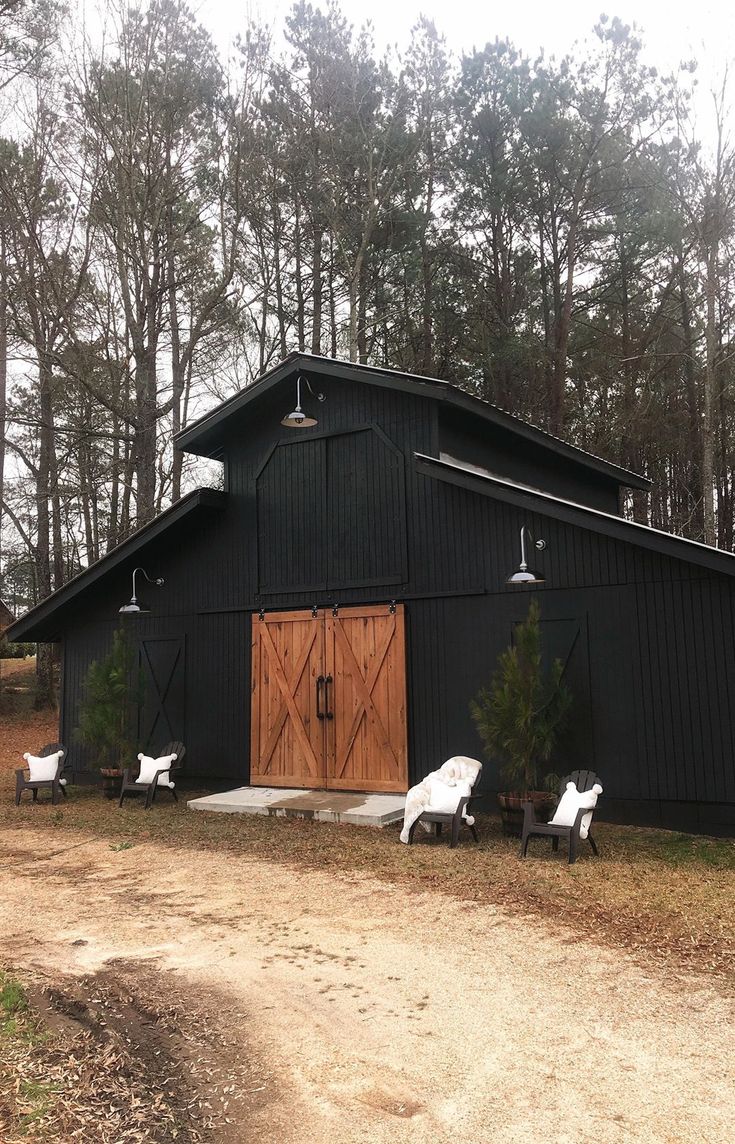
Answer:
top-left (7, 353), bottom-right (735, 833)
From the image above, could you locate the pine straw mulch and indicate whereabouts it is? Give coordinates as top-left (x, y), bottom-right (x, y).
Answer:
top-left (0, 963), bottom-right (259, 1143)
top-left (1, 710), bottom-right (735, 992)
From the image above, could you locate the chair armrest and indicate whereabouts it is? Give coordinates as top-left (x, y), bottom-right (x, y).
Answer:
top-left (121, 767), bottom-right (134, 785)
top-left (521, 800), bottom-right (539, 828)
top-left (452, 796), bottom-right (470, 822)
top-left (572, 806), bottom-right (593, 834)
top-left (152, 767), bottom-right (174, 787)
top-left (15, 768), bottom-right (28, 780)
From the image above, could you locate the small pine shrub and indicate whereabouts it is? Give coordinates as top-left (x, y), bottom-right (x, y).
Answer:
top-left (74, 625), bottom-right (144, 770)
top-left (470, 598), bottom-right (572, 794)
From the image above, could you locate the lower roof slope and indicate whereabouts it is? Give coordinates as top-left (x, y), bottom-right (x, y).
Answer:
top-left (416, 454), bottom-right (735, 579)
top-left (5, 488), bottom-right (226, 643)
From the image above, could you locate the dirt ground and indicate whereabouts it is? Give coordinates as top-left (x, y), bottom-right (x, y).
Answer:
top-left (0, 823), bottom-right (733, 1143)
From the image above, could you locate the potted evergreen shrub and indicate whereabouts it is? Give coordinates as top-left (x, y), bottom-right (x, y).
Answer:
top-left (470, 599), bottom-right (572, 835)
top-left (74, 625), bottom-right (144, 797)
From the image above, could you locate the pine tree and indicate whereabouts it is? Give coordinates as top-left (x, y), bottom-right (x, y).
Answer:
top-left (470, 599), bottom-right (572, 793)
top-left (74, 625), bottom-right (144, 770)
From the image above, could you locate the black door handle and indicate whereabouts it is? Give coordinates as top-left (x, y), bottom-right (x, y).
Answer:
top-left (316, 675), bottom-right (325, 719)
top-left (324, 675), bottom-right (334, 719)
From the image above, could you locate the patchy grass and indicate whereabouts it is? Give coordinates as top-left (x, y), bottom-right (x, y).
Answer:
top-left (0, 961), bottom-right (243, 1143)
top-left (2, 710), bottom-right (734, 989)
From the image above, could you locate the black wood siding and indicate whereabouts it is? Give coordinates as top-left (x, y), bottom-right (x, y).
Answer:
top-left (439, 405), bottom-right (622, 514)
top-left (54, 375), bottom-right (735, 833)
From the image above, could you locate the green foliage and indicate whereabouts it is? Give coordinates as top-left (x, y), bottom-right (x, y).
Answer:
top-left (0, 636), bottom-right (35, 658)
top-left (0, 975), bottom-right (27, 1019)
top-left (74, 625), bottom-right (144, 771)
top-left (470, 599), bottom-right (572, 793)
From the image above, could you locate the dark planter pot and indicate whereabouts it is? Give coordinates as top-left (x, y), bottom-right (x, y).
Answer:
top-left (99, 768), bottom-right (123, 800)
top-left (498, 791), bottom-right (557, 837)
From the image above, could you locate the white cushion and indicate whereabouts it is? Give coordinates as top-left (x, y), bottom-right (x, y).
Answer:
top-left (425, 776), bottom-right (475, 815)
top-left (135, 752), bottom-right (177, 788)
top-left (24, 751), bottom-right (63, 782)
top-left (550, 781), bottom-right (603, 840)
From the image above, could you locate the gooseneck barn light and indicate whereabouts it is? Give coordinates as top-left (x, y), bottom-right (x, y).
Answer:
top-left (281, 374), bottom-right (325, 428)
top-left (119, 567), bottom-right (165, 614)
top-left (506, 526), bottom-right (546, 585)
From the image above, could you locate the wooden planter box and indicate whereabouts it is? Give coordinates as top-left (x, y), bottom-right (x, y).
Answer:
top-left (498, 791), bottom-right (557, 837)
top-left (99, 768), bottom-right (123, 800)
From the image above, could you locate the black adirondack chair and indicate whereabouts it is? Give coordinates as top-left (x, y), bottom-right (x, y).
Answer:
top-left (406, 794), bottom-right (481, 849)
top-left (519, 769), bottom-right (602, 865)
top-left (118, 741), bottom-right (186, 810)
top-left (15, 743), bottom-right (68, 806)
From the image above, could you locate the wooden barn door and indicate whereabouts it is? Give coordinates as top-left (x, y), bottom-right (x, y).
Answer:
top-left (326, 606), bottom-right (408, 793)
top-left (250, 605), bottom-right (408, 793)
top-left (250, 610), bottom-right (325, 787)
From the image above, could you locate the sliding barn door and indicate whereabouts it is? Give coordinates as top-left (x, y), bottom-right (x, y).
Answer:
top-left (326, 605), bottom-right (408, 793)
top-left (250, 605), bottom-right (408, 793)
top-left (250, 610), bottom-right (325, 787)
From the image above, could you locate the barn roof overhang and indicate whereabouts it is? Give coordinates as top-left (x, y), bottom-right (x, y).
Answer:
top-left (175, 351), bottom-right (650, 493)
top-left (4, 488), bottom-right (227, 643)
top-left (415, 453), bottom-right (735, 579)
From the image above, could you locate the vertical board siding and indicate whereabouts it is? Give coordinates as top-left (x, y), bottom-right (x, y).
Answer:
top-left (52, 370), bottom-right (735, 829)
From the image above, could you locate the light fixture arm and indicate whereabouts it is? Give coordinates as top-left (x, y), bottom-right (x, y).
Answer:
top-left (129, 566), bottom-right (164, 606)
top-left (298, 374), bottom-right (325, 404)
top-left (518, 526), bottom-right (546, 572)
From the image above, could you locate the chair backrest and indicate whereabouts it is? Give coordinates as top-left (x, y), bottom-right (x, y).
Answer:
top-left (561, 770), bottom-right (600, 795)
top-left (39, 743), bottom-right (67, 776)
top-left (159, 741), bottom-right (186, 772)
top-left (39, 742), bottom-right (66, 759)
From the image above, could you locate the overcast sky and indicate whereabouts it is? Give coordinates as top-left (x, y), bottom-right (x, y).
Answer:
top-left (193, 0), bottom-right (731, 70)
top-left (188, 0), bottom-right (733, 136)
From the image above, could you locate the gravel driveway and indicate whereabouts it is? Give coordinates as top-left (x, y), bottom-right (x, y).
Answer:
top-left (0, 825), bottom-right (732, 1143)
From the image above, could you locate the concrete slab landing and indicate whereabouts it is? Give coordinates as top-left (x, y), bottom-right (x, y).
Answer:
top-left (187, 786), bottom-right (406, 827)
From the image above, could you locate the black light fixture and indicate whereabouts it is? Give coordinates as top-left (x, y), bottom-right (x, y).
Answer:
top-left (281, 374), bottom-right (325, 428)
top-left (507, 526), bottom-right (546, 585)
top-left (119, 567), bottom-right (165, 614)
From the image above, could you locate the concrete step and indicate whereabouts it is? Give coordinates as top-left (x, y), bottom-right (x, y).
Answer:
top-left (187, 786), bottom-right (406, 827)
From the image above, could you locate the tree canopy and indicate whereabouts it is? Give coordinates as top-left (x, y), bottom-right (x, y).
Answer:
top-left (1, 1), bottom-right (734, 704)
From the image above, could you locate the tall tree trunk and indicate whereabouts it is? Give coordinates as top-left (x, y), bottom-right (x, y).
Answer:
top-left (310, 127), bottom-right (322, 354)
top-left (702, 248), bottom-right (718, 546)
top-left (294, 196), bottom-right (305, 351)
top-left (677, 247), bottom-right (703, 539)
top-left (551, 196), bottom-right (580, 436)
top-left (0, 230), bottom-right (6, 594)
top-left (35, 360), bottom-right (54, 708)
top-left (167, 206), bottom-right (185, 504)
top-left (357, 252), bottom-right (368, 363)
top-left (419, 135), bottom-right (435, 374)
